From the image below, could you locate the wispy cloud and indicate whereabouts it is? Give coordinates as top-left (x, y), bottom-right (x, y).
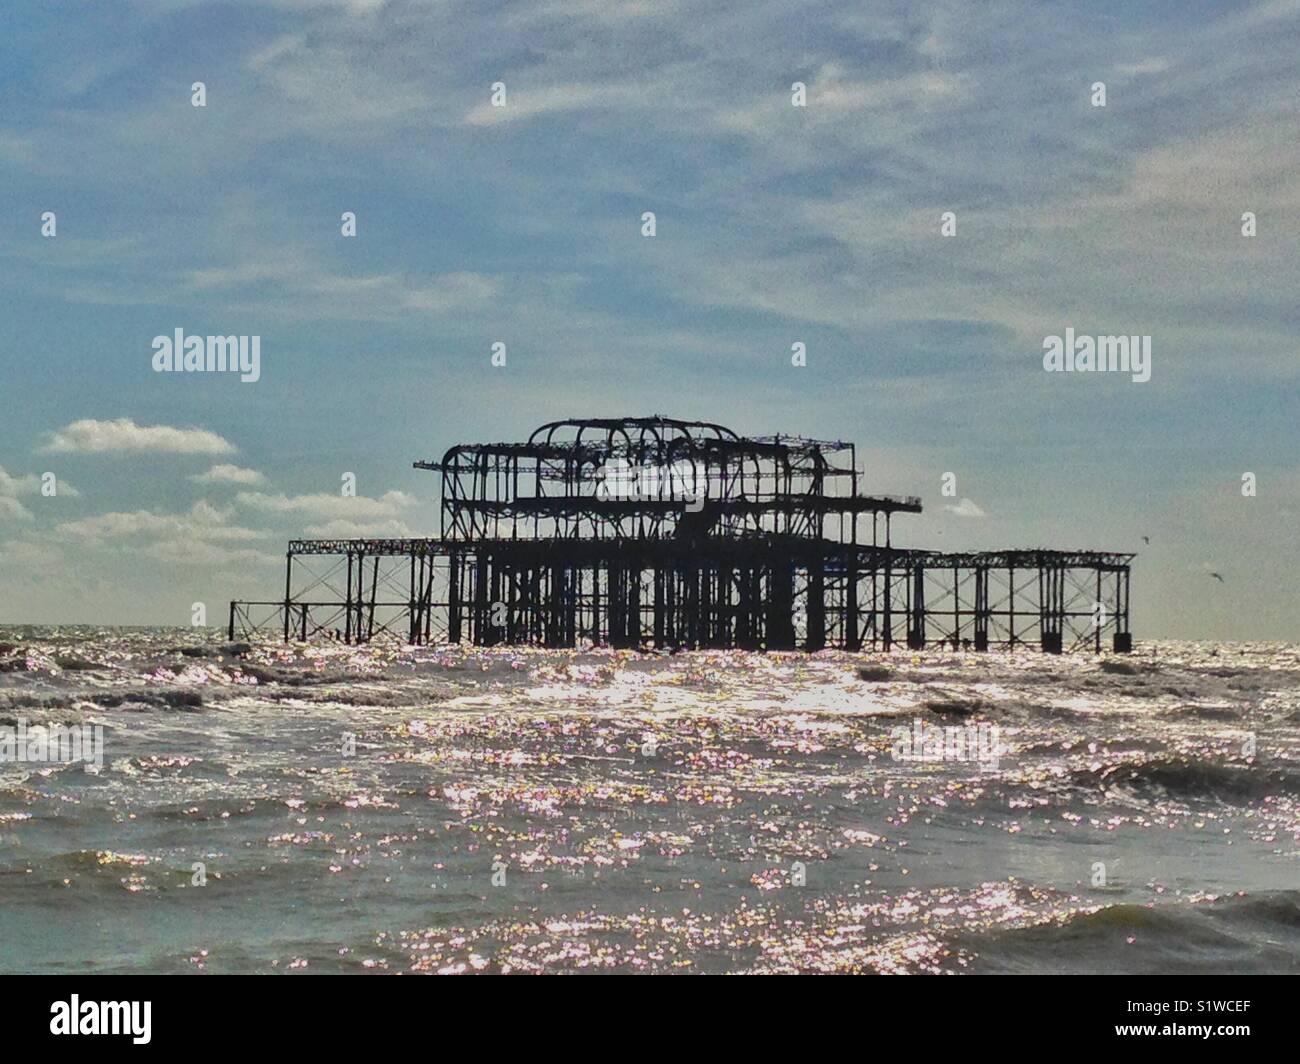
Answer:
top-left (301, 517), bottom-right (415, 537)
top-left (463, 84), bottom-right (611, 127)
top-left (943, 498), bottom-right (987, 519)
top-left (190, 464), bottom-right (269, 486)
top-left (40, 419), bottom-right (237, 456)
top-left (0, 496), bottom-right (34, 522)
top-left (235, 490), bottom-right (416, 521)
top-left (1114, 57), bottom-right (1172, 78)
top-left (56, 501), bottom-right (264, 543)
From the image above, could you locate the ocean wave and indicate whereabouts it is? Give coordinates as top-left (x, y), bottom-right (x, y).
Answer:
top-left (1071, 756), bottom-right (1298, 805)
top-left (959, 891), bottom-right (1300, 974)
top-left (86, 691), bottom-right (205, 712)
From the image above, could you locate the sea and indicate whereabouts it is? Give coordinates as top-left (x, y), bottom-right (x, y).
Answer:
top-left (1, 627), bottom-right (1297, 974)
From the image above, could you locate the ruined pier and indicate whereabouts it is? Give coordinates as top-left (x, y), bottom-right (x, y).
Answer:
top-left (229, 417), bottom-right (1133, 652)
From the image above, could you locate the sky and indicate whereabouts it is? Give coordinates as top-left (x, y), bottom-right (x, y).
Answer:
top-left (0, 0), bottom-right (1297, 639)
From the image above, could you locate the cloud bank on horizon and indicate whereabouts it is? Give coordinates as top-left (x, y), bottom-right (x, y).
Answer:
top-left (0, 0), bottom-right (1297, 638)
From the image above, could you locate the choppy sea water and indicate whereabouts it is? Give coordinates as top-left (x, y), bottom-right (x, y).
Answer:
top-left (0, 627), bottom-right (1297, 975)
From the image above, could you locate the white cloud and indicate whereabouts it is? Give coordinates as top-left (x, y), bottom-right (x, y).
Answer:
top-left (716, 64), bottom-right (966, 140)
top-left (399, 272), bottom-right (502, 312)
top-left (463, 84), bottom-right (610, 126)
top-left (182, 257), bottom-right (501, 323)
top-left (56, 501), bottom-right (264, 543)
top-left (190, 464), bottom-right (269, 486)
top-left (1115, 57), bottom-right (1171, 77)
top-left (148, 540), bottom-right (277, 567)
top-left (246, 33), bottom-right (304, 72)
top-left (40, 418), bottom-right (236, 455)
top-left (510, 0), bottom-right (672, 23)
top-left (943, 498), bottom-right (987, 519)
top-left (0, 496), bottom-right (34, 522)
top-left (301, 518), bottom-right (416, 538)
top-left (0, 537), bottom-right (63, 571)
top-left (235, 490), bottom-right (415, 521)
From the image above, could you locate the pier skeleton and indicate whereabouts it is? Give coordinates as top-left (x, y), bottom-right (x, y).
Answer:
top-left (229, 417), bottom-right (1133, 652)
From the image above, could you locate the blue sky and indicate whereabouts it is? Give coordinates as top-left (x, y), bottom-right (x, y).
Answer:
top-left (0, 0), bottom-right (1296, 638)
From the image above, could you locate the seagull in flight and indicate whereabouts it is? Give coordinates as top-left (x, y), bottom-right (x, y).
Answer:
top-left (1208, 571), bottom-right (1225, 583)
top-left (1141, 536), bottom-right (1150, 545)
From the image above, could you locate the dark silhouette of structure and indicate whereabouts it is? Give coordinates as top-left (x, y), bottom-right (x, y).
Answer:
top-left (229, 416), bottom-right (1134, 652)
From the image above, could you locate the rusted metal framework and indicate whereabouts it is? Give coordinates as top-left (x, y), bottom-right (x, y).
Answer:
top-left (230, 417), bottom-right (1133, 653)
